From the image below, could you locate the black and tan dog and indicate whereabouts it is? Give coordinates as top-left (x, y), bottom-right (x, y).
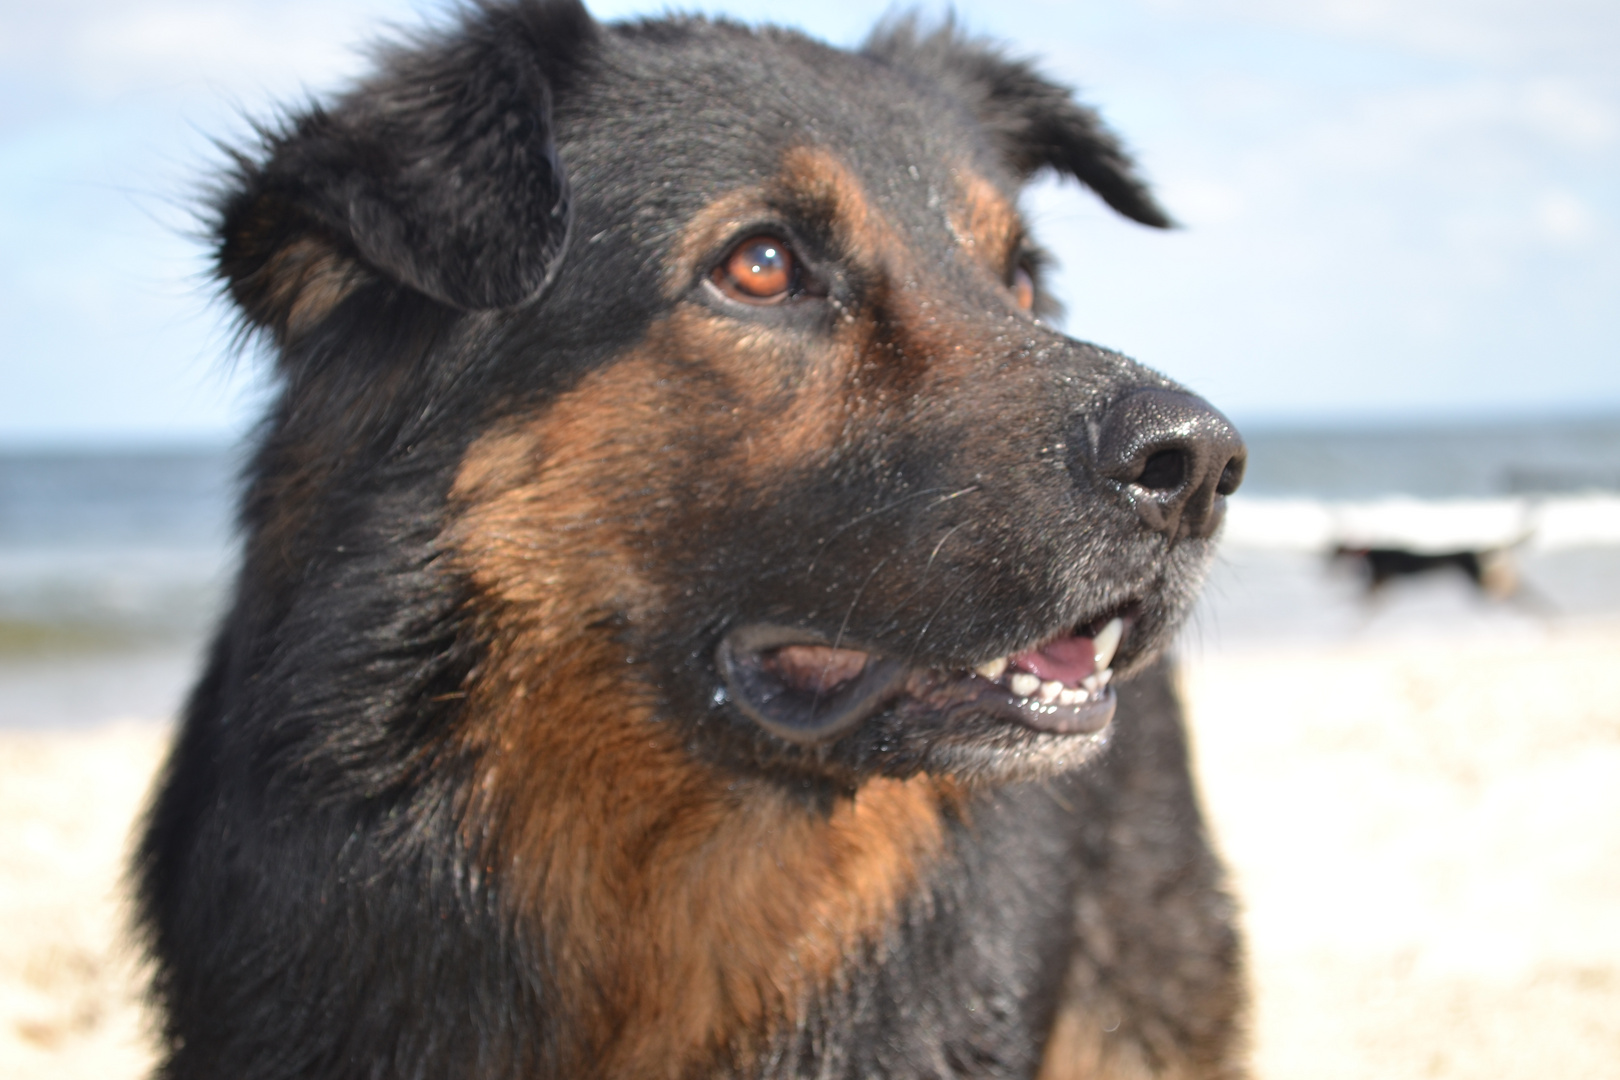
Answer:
top-left (136, 3), bottom-right (1249, 1077)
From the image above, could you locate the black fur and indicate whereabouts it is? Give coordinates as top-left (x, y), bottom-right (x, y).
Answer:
top-left (136, 4), bottom-right (1247, 1077)
top-left (219, 0), bottom-right (591, 319)
top-left (864, 16), bottom-right (1174, 227)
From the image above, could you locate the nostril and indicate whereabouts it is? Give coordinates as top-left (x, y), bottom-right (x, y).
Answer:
top-left (1135, 449), bottom-right (1187, 491)
top-left (1090, 386), bottom-right (1247, 541)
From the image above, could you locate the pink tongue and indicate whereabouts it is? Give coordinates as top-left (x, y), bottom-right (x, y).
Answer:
top-left (1009, 634), bottom-right (1097, 686)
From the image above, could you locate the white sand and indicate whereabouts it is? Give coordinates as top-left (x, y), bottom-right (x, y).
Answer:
top-left (4, 626), bottom-right (1619, 1078)
top-left (1184, 623), bottom-right (1620, 1079)
top-left (0, 722), bottom-right (165, 1080)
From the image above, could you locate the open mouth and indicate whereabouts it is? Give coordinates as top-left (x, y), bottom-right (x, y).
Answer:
top-left (716, 613), bottom-right (1132, 745)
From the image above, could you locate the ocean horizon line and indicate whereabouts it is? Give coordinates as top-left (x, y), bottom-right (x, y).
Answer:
top-left (6, 404), bottom-right (1620, 457)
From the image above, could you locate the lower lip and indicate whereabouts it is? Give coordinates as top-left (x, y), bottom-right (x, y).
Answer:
top-left (901, 668), bottom-right (1116, 736)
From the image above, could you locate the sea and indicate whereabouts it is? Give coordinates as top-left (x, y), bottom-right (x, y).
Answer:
top-left (4, 415), bottom-right (1620, 728)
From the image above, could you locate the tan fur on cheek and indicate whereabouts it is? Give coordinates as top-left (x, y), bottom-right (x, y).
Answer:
top-left (645, 311), bottom-right (859, 476)
top-left (444, 359), bottom-right (956, 1077)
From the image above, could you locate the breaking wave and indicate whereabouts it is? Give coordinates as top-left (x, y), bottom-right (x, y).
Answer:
top-left (1222, 494), bottom-right (1620, 552)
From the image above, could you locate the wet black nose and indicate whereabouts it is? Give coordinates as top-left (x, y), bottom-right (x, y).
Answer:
top-left (1095, 388), bottom-right (1246, 540)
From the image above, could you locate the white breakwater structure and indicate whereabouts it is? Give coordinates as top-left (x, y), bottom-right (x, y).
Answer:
top-left (1222, 494), bottom-right (1620, 553)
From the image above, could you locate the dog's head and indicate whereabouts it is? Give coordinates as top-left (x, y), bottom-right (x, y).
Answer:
top-left (216, 0), bottom-right (1243, 792)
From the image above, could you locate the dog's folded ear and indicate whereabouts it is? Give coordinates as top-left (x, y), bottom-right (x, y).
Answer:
top-left (217, 0), bottom-right (596, 339)
top-left (865, 18), bottom-right (1173, 229)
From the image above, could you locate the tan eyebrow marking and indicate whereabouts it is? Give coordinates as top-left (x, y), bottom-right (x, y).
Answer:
top-left (949, 169), bottom-right (1022, 270)
top-left (664, 145), bottom-right (904, 299)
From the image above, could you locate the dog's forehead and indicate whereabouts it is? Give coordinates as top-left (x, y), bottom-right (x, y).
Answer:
top-left (563, 22), bottom-right (1014, 229)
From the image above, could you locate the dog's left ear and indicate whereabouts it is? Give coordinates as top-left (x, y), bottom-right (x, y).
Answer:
top-left (218, 0), bottom-right (597, 337)
top-left (865, 19), bottom-right (1173, 228)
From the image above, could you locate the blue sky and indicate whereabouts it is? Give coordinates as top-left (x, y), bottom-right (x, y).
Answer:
top-left (2, 0), bottom-right (1616, 444)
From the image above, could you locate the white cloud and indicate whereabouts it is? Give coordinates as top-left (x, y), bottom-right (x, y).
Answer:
top-left (1318, 85), bottom-right (1606, 200)
top-left (1534, 190), bottom-right (1597, 245)
top-left (1520, 80), bottom-right (1617, 149)
top-left (1144, 0), bottom-right (1620, 73)
top-left (1, 0), bottom-right (451, 108)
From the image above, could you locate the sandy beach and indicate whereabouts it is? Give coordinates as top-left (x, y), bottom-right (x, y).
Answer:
top-left (4, 626), bottom-right (1619, 1078)
top-left (1183, 622), bottom-right (1620, 1079)
top-left (1, 721), bottom-right (167, 1079)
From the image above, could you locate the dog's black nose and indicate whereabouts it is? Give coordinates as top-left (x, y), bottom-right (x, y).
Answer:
top-left (1095, 388), bottom-right (1246, 540)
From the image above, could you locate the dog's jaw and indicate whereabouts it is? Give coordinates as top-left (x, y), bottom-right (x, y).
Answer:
top-left (717, 612), bottom-right (1132, 744)
top-left (706, 607), bottom-right (1154, 786)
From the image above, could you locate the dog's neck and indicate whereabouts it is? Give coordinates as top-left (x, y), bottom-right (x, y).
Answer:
top-left (447, 419), bottom-right (961, 1075)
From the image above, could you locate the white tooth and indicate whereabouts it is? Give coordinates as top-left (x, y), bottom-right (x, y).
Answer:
top-left (1009, 672), bottom-right (1041, 698)
top-left (1098, 667), bottom-right (1113, 686)
top-left (1092, 618), bottom-right (1124, 671)
top-left (1039, 679), bottom-right (1063, 703)
top-left (975, 657), bottom-right (1008, 681)
top-left (1081, 674), bottom-right (1100, 695)
top-left (1058, 688), bottom-right (1082, 706)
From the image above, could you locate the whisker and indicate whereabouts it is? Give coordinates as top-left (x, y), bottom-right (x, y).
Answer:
top-left (923, 521), bottom-right (968, 574)
top-left (831, 554), bottom-right (895, 653)
top-left (873, 521), bottom-right (970, 637)
top-left (807, 485), bottom-right (983, 718)
top-left (902, 579), bottom-right (973, 669)
top-left (808, 552), bottom-right (895, 721)
top-left (805, 484), bottom-right (980, 574)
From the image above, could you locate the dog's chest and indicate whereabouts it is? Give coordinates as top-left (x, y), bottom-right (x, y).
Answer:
top-left (751, 786), bottom-right (1080, 1079)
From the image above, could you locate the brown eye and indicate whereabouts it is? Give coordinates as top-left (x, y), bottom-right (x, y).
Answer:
top-left (713, 235), bottom-right (795, 303)
top-left (1011, 264), bottom-right (1036, 312)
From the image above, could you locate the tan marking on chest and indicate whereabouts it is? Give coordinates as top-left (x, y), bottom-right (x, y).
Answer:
top-left (447, 372), bottom-right (957, 1077)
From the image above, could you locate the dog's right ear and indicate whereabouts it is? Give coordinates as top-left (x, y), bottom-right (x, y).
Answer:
top-left (866, 17), bottom-right (1173, 229)
top-left (217, 0), bottom-right (596, 341)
